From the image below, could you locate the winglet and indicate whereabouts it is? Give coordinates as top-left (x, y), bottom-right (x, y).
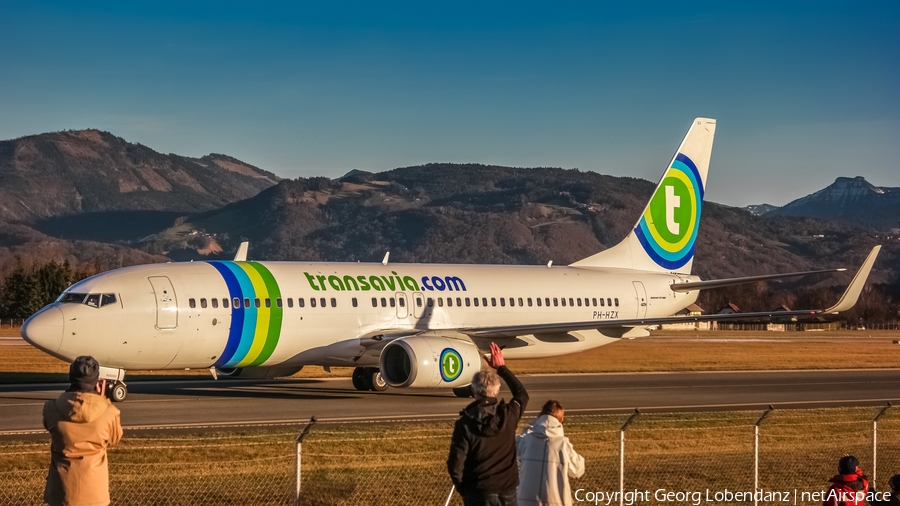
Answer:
top-left (825, 245), bottom-right (881, 313)
top-left (234, 241), bottom-right (249, 262)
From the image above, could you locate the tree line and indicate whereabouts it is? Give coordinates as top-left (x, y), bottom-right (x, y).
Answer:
top-left (0, 261), bottom-right (92, 318)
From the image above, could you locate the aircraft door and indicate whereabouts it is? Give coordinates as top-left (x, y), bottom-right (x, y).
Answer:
top-left (632, 281), bottom-right (648, 318)
top-left (412, 292), bottom-right (424, 319)
top-left (396, 293), bottom-right (408, 318)
top-left (148, 276), bottom-right (178, 329)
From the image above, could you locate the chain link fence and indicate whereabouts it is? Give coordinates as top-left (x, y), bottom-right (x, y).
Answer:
top-left (1, 406), bottom-right (898, 505)
top-left (0, 318), bottom-right (26, 329)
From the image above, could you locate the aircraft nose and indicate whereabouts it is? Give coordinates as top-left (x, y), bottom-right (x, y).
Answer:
top-left (21, 306), bottom-right (64, 353)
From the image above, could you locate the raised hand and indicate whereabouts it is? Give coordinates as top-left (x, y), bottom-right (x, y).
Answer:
top-left (486, 342), bottom-right (505, 369)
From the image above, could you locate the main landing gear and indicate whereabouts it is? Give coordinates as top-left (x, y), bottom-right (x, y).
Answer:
top-left (99, 366), bottom-right (128, 402)
top-left (351, 367), bottom-right (388, 392)
top-left (452, 386), bottom-right (473, 398)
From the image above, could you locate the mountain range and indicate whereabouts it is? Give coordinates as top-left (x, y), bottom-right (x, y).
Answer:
top-left (0, 130), bottom-right (897, 308)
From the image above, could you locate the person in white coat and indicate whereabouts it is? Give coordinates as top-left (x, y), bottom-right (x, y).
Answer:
top-left (516, 400), bottom-right (585, 506)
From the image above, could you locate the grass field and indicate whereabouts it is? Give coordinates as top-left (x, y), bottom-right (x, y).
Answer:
top-left (2, 407), bottom-right (898, 505)
top-left (3, 328), bottom-right (899, 384)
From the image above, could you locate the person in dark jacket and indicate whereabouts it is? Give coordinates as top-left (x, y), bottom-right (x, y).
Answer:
top-left (869, 474), bottom-right (900, 506)
top-left (448, 342), bottom-right (529, 506)
top-left (823, 456), bottom-right (869, 506)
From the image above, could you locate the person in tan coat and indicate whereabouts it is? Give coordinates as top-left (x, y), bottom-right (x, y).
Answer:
top-left (43, 356), bottom-right (123, 506)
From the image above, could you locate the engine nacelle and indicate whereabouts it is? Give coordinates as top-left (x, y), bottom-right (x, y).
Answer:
top-left (380, 336), bottom-right (481, 388)
top-left (215, 366), bottom-right (303, 379)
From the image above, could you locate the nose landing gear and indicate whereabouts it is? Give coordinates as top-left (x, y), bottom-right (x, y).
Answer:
top-left (351, 367), bottom-right (389, 392)
top-left (99, 366), bottom-right (128, 402)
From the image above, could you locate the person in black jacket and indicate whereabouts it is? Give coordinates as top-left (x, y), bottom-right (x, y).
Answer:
top-left (448, 342), bottom-right (529, 506)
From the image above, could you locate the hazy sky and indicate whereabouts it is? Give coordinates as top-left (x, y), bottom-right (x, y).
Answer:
top-left (2, 1), bottom-right (898, 207)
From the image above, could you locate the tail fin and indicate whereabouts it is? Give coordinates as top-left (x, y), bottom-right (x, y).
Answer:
top-left (571, 118), bottom-right (716, 273)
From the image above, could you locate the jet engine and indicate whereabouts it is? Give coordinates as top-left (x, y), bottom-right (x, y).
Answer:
top-left (215, 366), bottom-right (303, 379)
top-left (380, 336), bottom-right (481, 388)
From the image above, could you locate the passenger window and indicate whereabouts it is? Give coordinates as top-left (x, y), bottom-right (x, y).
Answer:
top-left (189, 298), bottom-right (196, 309)
top-left (545, 297), bottom-right (550, 306)
top-left (438, 298), bottom-right (444, 307)
top-left (223, 298), bottom-right (230, 309)
top-left (473, 298), bottom-right (479, 307)
top-left (390, 298), bottom-right (396, 307)
top-left (456, 297), bottom-right (461, 307)
top-left (298, 298), bottom-right (305, 308)
top-left (500, 298), bottom-right (505, 307)
top-left (518, 298), bottom-right (524, 307)
top-left (212, 298), bottom-right (219, 309)
top-left (331, 298), bottom-right (336, 308)
top-left (584, 298), bottom-right (589, 306)
top-left (381, 297), bottom-right (387, 307)
top-left (311, 298), bottom-right (317, 308)
top-left (352, 298), bottom-right (358, 307)
top-left (536, 298), bottom-right (542, 307)
top-left (553, 298), bottom-right (558, 307)
top-left (100, 294), bottom-right (117, 307)
top-left (234, 297), bottom-right (241, 308)
top-left (276, 298), bottom-right (282, 308)
top-left (592, 298), bottom-right (597, 307)
top-left (577, 298), bottom-right (582, 307)
top-left (320, 297), bottom-right (326, 308)
top-left (482, 297), bottom-right (487, 307)
top-left (255, 298), bottom-right (261, 308)
top-left (200, 298), bottom-right (208, 309)
top-left (614, 298), bottom-right (619, 307)
top-left (567, 298), bottom-right (573, 306)
top-left (427, 298), bottom-right (434, 307)
top-left (607, 298), bottom-right (612, 307)
top-left (561, 298), bottom-right (566, 307)
top-left (465, 297), bottom-right (471, 307)
top-left (600, 298), bottom-right (605, 307)
top-left (446, 297), bottom-right (452, 307)
top-left (264, 298), bottom-right (270, 308)
top-left (416, 297), bottom-right (423, 307)
top-left (287, 298), bottom-right (293, 308)
top-left (398, 298), bottom-right (405, 307)
top-left (371, 297), bottom-right (378, 307)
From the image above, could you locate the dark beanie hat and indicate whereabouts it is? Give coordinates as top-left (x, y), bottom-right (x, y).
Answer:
top-left (69, 356), bottom-right (100, 392)
top-left (838, 455), bottom-right (859, 475)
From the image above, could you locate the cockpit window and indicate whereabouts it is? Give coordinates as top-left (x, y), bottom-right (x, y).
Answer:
top-left (58, 292), bottom-right (118, 308)
top-left (58, 293), bottom-right (88, 304)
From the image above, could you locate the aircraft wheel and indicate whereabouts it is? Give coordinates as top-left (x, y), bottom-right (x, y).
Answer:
top-left (452, 386), bottom-right (472, 398)
top-left (351, 367), bottom-right (369, 391)
top-left (369, 369), bottom-right (388, 392)
top-left (109, 382), bottom-right (128, 402)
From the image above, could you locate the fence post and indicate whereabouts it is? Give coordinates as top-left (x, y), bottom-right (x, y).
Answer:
top-left (619, 409), bottom-right (640, 506)
top-left (754, 406), bottom-right (774, 506)
top-left (295, 416), bottom-right (317, 506)
top-left (873, 403), bottom-right (891, 490)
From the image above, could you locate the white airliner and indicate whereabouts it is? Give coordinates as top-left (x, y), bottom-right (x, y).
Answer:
top-left (21, 118), bottom-right (881, 402)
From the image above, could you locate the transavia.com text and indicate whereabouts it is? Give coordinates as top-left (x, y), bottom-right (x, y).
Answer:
top-left (574, 488), bottom-right (893, 505)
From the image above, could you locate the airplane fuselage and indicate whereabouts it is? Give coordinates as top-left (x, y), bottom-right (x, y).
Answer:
top-left (27, 260), bottom-right (699, 371)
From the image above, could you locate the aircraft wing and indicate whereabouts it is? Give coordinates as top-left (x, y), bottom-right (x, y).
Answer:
top-left (462, 245), bottom-right (881, 340)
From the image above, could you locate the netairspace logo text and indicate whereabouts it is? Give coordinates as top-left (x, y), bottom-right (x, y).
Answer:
top-left (575, 488), bottom-right (892, 505)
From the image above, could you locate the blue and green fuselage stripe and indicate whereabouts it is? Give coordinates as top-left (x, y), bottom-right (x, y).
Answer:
top-left (208, 261), bottom-right (283, 368)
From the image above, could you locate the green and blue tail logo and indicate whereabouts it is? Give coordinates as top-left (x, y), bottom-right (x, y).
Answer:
top-left (634, 153), bottom-right (704, 270)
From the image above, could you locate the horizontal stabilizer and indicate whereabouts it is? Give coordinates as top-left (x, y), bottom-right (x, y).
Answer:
top-left (670, 268), bottom-right (847, 292)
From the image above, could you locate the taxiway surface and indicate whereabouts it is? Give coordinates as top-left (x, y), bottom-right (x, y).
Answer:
top-left (2, 369), bottom-right (898, 436)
